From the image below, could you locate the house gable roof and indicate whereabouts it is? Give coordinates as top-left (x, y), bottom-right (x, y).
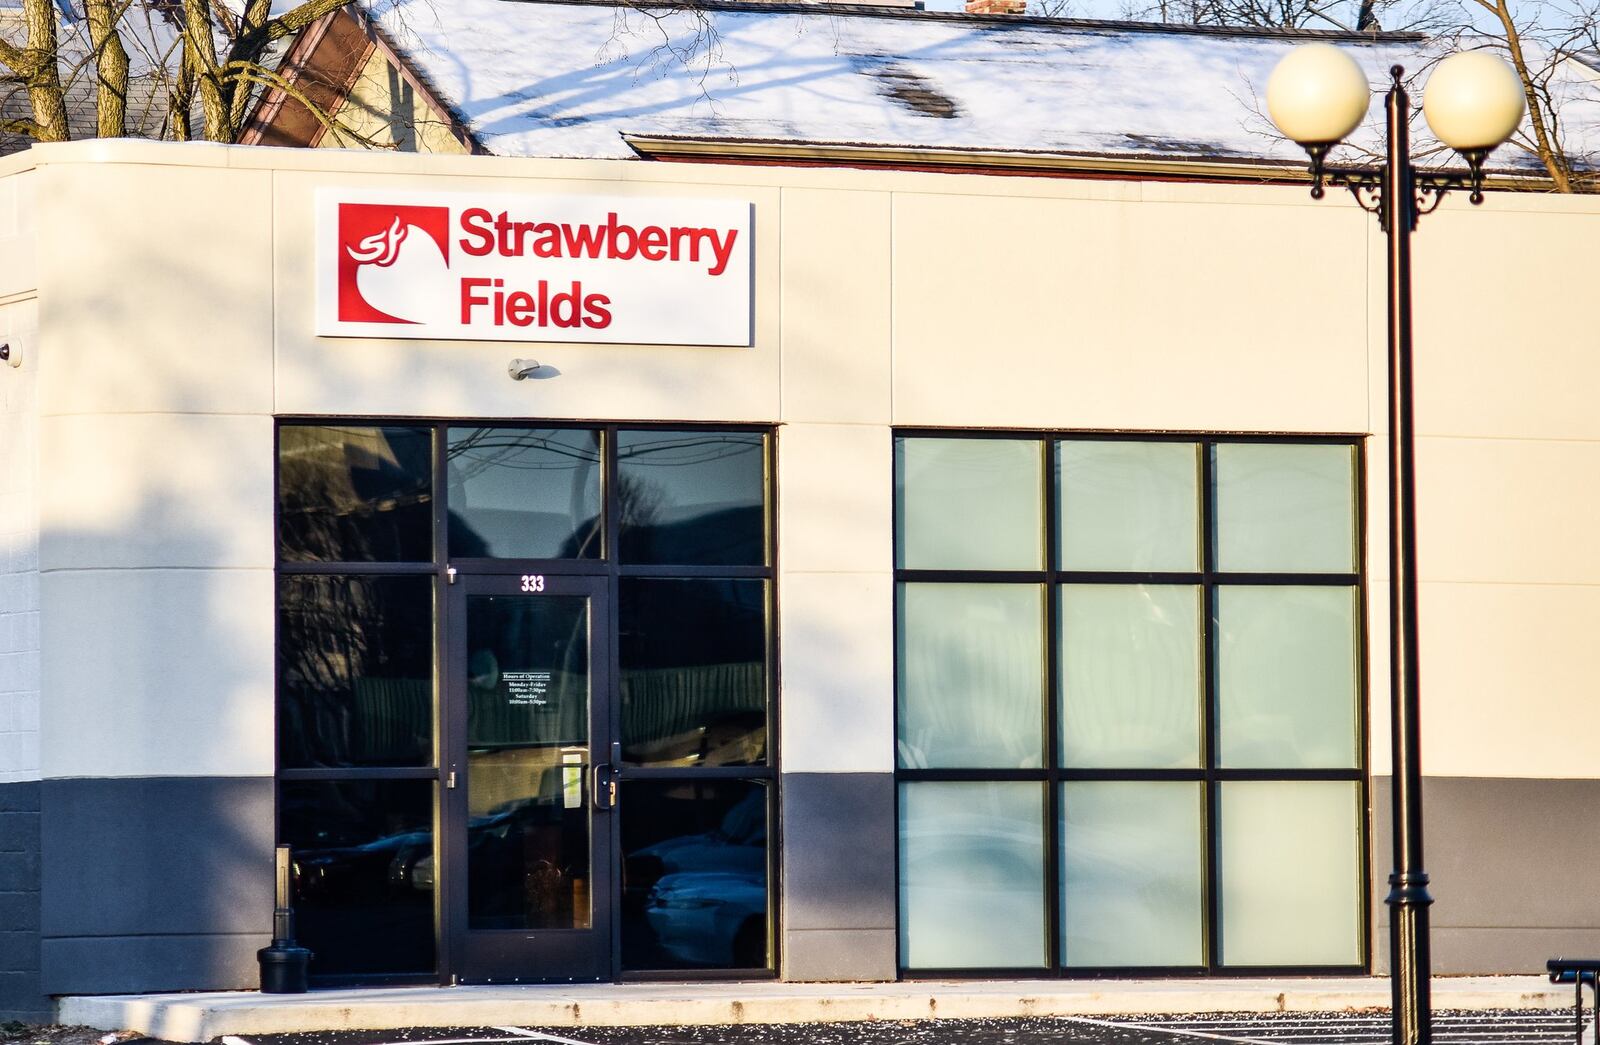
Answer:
top-left (261, 0), bottom-right (1600, 175)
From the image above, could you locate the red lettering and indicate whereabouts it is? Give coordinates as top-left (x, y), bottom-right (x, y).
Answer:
top-left (505, 290), bottom-right (536, 326)
top-left (491, 278), bottom-right (506, 325)
top-left (459, 210), bottom-right (495, 257)
top-left (550, 281), bottom-right (583, 328)
top-left (706, 228), bottom-right (738, 277)
top-left (583, 293), bottom-right (612, 329)
top-left (460, 277), bottom-right (492, 323)
top-left (638, 226), bottom-right (668, 261)
top-left (532, 223), bottom-right (562, 258)
top-left (562, 223), bottom-right (605, 259)
top-left (670, 226), bottom-right (693, 262)
top-left (510, 220), bottom-right (536, 255)
top-left (606, 213), bottom-right (638, 260)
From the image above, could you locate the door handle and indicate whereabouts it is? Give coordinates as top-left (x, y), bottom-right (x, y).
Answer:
top-left (591, 763), bottom-right (618, 811)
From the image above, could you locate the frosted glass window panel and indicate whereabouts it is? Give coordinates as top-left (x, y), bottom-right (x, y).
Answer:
top-left (897, 583), bottom-right (1045, 769)
top-left (1057, 441), bottom-right (1201, 571)
top-left (1216, 586), bottom-right (1359, 769)
top-left (899, 781), bottom-right (1047, 969)
top-left (1059, 585), bottom-right (1202, 769)
top-left (896, 438), bottom-right (1044, 570)
top-left (1061, 782), bottom-right (1205, 967)
top-left (1213, 443), bottom-right (1356, 573)
top-left (1219, 781), bottom-right (1362, 967)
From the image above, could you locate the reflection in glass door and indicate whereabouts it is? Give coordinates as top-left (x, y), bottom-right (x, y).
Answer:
top-left (445, 573), bottom-right (614, 983)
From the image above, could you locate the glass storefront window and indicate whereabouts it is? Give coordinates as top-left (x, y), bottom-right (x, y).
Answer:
top-left (898, 780), bottom-right (1047, 970)
top-left (620, 779), bottom-right (770, 971)
top-left (1213, 442), bottom-right (1357, 574)
top-left (1216, 585), bottom-right (1360, 769)
top-left (895, 437), bottom-right (1044, 570)
top-left (446, 427), bottom-right (602, 559)
top-left (276, 423), bottom-right (775, 983)
top-left (619, 578), bottom-right (768, 768)
top-left (279, 779), bottom-right (437, 976)
top-left (616, 430), bottom-right (766, 566)
top-left (896, 582), bottom-right (1044, 769)
top-left (1058, 584), bottom-right (1201, 770)
top-left (1057, 440), bottom-right (1200, 572)
top-left (1061, 781), bottom-right (1204, 967)
top-left (894, 433), bottom-right (1366, 975)
top-left (1219, 780), bottom-right (1363, 967)
top-left (277, 574), bottom-right (434, 769)
top-left (278, 425), bottom-right (433, 563)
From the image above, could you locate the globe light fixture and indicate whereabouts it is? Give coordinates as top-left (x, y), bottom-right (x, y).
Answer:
top-left (1424, 50), bottom-right (1526, 153)
top-left (1266, 43), bottom-right (1371, 147)
top-left (1263, 43), bottom-right (1525, 1045)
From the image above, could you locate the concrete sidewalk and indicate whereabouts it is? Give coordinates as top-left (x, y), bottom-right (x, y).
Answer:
top-left (60, 976), bottom-right (1572, 1042)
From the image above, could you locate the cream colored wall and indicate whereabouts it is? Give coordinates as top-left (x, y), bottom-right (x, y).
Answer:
top-left (26, 148), bottom-right (276, 779)
top-left (319, 47), bottom-right (470, 155)
top-left (0, 160), bottom-right (40, 784)
top-left (11, 139), bottom-right (1600, 789)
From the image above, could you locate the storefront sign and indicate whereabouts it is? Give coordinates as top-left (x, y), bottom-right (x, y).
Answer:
top-left (316, 189), bottom-right (753, 346)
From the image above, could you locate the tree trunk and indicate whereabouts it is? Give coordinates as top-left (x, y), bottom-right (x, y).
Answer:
top-left (1485, 0), bottom-right (1573, 191)
top-left (85, 0), bottom-right (130, 138)
top-left (223, 0), bottom-right (276, 131)
top-left (22, 0), bottom-right (69, 142)
top-left (183, 0), bottom-right (233, 141)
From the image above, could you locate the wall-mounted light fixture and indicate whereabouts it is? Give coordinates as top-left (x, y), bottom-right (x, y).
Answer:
top-left (0, 341), bottom-right (17, 369)
top-left (508, 358), bottom-right (543, 380)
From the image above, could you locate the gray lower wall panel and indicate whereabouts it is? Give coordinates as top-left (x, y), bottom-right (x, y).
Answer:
top-left (782, 928), bottom-right (897, 982)
top-left (0, 780), bottom-right (44, 1022)
top-left (1371, 776), bottom-right (1600, 975)
top-left (41, 933), bottom-right (270, 995)
top-left (40, 776), bottom-right (273, 995)
top-left (780, 773), bottom-right (896, 933)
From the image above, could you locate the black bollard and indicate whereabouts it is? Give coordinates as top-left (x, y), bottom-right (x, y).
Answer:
top-left (257, 845), bottom-right (313, 993)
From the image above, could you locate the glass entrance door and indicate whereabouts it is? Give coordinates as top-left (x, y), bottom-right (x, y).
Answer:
top-left (444, 572), bottom-right (614, 983)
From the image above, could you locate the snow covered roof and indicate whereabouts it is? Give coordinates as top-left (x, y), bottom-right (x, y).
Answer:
top-left (368, 0), bottom-right (1600, 172)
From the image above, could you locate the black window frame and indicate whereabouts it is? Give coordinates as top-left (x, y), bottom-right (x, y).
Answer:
top-left (892, 428), bottom-right (1370, 979)
top-left (274, 417), bottom-right (780, 987)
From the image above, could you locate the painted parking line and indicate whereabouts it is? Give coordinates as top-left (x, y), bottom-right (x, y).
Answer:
top-left (1064, 1015), bottom-right (1282, 1045)
top-left (495, 1028), bottom-right (599, 1045)
top-left (1071, 1013), bottom-right (1580, 1045)
top-left (220, 1033), bottom-right (582, 1045)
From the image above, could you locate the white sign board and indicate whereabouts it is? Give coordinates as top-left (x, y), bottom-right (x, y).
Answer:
top-left (315, 189), bottom-right (753, 346)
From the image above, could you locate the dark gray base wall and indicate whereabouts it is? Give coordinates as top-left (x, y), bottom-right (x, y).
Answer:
top-left (779, 773), bottom-right (897, 982)
top-left (40, 776), bottom-right (273, 996)
top-left (0, 781), bottom-right (44, 1022)
top-left (1371, 776), bottom-right (1600, 975)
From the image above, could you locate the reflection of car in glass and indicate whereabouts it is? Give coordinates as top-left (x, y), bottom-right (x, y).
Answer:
top-left (625, 789), bottom-right (768, 968)
top-left (646, 871), bottom-right (766, 966)
top-left (296, 830), bottom-right (433, 901)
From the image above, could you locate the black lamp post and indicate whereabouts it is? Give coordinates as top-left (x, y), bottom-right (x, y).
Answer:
top-left (1264, 45), bottom-right (1526, 1045)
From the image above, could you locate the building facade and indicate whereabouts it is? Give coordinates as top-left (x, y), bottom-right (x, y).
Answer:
top-left (2, 139), bottom-right (1599, 1018)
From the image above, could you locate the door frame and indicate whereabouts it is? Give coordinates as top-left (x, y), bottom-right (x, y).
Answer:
top-left (441, 568), bottom-right (618, 984)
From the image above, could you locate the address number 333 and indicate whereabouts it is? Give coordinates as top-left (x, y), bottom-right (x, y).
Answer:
top-left (520, 574), bottom-right (546, 592)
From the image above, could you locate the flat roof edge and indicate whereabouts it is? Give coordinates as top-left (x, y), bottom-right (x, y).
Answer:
top-left (622, 134), bottom-right (1560, 190)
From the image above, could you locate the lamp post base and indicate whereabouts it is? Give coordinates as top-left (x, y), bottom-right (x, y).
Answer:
top-left (1390, 871), bottom-right (1435, 1045)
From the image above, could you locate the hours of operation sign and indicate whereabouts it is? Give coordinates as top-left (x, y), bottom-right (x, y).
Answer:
top-left (316, 188), bottom-right (754, 346)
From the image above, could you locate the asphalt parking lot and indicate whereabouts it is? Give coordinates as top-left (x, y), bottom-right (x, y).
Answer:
top-left (233, 1010), bottom-right (1583, 1045)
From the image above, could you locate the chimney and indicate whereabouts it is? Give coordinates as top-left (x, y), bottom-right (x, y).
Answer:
top-left (966, 0), bottom-right (1026, 12)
